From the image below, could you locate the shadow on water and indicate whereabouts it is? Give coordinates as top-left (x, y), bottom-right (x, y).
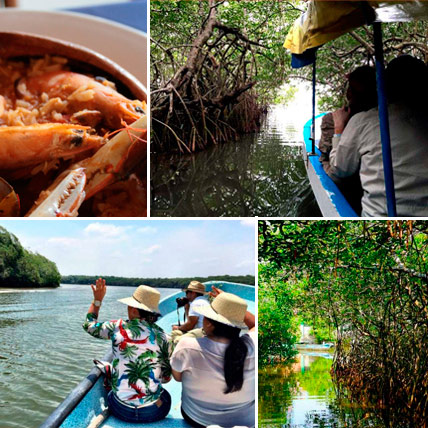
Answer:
top-left (151, 105), bottom-right (321, 217)
top-left (259, 352), bottom-right (386, 428)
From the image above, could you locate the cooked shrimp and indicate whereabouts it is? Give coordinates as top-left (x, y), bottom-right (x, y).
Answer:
top-left (0, 123), bottom-right (103, 175)
top-left (28, 116), bottom-right (146, 216)
top-left (18, 71), bottom-right (145, 129)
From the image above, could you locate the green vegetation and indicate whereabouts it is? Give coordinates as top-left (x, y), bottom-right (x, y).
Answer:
top-left (151, 0), bottom-right (301, 152)
top-left (0, 226), bottom-right (60, 288)
top-left (61, 275), bottom-right (255, 288)
top-left (151, 1), bottom-right (427, 152)
top-left (259, 220), bottom-right (428, 427)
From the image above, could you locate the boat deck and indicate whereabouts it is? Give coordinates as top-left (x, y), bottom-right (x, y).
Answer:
top-left (303, 115), bottom-right (358, 217)
top-left (56, 282), bottom-right (255, 428)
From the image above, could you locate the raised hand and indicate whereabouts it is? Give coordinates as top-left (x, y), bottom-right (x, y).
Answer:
top-left (208, 286), bottom-right (223, 299)
top-left (91, 277), bottom-right (107, 302)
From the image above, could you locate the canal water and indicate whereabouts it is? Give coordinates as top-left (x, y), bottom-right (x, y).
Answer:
top-left (259, 352), bottom-right (385, 428)
top-left (151, 104), bottom-right (321, 217)
top-left (0, 284), bottom-right (177, 428)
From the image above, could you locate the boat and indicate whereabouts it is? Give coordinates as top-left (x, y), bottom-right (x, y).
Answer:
top-left (303, 114), bottom-right (358, 217)
top-left (296, 343), bottom-right (334, 350)
top-left (40, 281), bottom-right (255, 428)
top-left (287, 1), bottom-right (428, 217)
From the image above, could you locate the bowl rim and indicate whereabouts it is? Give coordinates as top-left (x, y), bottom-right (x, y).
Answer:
top-left (0, 30), bottom-right (147, 101)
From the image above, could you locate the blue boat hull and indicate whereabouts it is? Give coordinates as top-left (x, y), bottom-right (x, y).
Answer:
top-left (303, 115), bottom-right (358, 217)
top-left (42, 281), bottom-right (255, 428)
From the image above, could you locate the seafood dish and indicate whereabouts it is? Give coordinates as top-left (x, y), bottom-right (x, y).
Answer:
top-left (0, 43), bottom-right (147, 217)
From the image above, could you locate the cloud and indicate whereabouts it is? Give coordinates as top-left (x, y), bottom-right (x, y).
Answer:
top-left (142, 245), bottom-right (161, 255)
top-left (84, 222), bottom-right (130, 238)
top-left (47, 237), bottom-right (80, 247)
top-left (137, 226), bottom-right (157, 234)
top-left (240, 219), bottom-right (255, 227)
top-left (236, 259), bottom-right (255, 268)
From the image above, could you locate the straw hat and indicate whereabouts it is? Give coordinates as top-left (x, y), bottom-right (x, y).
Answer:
top-left (118, 285), bottom-right (161, 314)
top-left (194, 292), bottom-right (247, 329)
top-left (182, 280), bottom-right (207, 295)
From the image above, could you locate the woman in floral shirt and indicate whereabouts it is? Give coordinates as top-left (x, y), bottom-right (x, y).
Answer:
top-left (83, 278), bottom-right (172, 423)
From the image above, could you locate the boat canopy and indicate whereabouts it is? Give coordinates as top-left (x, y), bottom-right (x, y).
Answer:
top-left (284, 1), bottom-right (428, 55)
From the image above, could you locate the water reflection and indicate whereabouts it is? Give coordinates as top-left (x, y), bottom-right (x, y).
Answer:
top-left (259, 352), bottom-right (384, 428)
top-left (151, 105), bottom-right (320, 217)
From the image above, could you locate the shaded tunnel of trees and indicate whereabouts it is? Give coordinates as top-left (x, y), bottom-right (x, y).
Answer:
top-left (259, 220), bottom-right (428, 428)
top-left (151, 1), bottom-right (428, 154)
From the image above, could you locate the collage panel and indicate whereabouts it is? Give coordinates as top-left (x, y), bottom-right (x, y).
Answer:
top-left (150, 0), bottom-right (428, 218)
top-left (1, 1), bottom-right (428, 428)
top-left (259, 220), bottom-right (428, 428)
top-left (0, 218), bottom-right (256, 428)
top-left (0, 0), bottom-right (147, 217)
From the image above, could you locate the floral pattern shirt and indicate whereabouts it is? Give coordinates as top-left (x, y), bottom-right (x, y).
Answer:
top-left (83, 313), bottom-right (172, 406)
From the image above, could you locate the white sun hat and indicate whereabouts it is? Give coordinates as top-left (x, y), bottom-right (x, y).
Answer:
top-left (194, 292), bottom-right (247, 329)
top-left (118, 285), bottom-right (161, 314)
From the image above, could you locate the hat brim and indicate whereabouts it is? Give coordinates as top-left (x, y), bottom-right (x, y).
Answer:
top-left (118, 297), bottom-right (161, 315)
top-left (181, 288), bottom-right (207, 294)
top-left (194, 305), bottom-right (247, 329)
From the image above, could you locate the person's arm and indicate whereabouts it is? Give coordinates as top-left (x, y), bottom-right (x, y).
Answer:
top-left (171, 368), bottom-right (182, 382)
top-left (329, 109), bottom-right (362, 178)
top-left (87, 277), bottom-right (106, 318)
top-left (172, 316), bottom-right (198, 332)
top-left (244, 311), bottom-right (255, 332)
top-left (83, 278), bottom-right (115, 339)
top-left (210, 286), bottom-right (255, 331)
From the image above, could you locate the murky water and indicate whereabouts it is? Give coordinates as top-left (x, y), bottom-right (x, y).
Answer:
top-left (0, 284), bottom-right (177, 428)
top-left (259, 352), bottom-right (385, 428)
top-left (151, 105), bottom-right (321, 217)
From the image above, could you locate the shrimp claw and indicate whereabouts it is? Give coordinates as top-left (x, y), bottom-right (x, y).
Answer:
top-left (28, 168), bottom-right (86, 217)
top-left (82, 116), bottom-right (147, 199)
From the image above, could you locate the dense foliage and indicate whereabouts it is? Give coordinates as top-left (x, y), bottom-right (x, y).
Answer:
top-left (0, 226), bottom-right (60, 288)
top-left (151, 0), bottom-right (301, 152)
top-left (61, 275), bottom-right (255, 288)
top-left (259, 220), bottom-right (428, 427)
top-left (151, 1), bottom-right (428, 152)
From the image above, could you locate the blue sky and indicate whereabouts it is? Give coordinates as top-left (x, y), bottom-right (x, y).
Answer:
top-left (0, 220), bottom-right (255, 278)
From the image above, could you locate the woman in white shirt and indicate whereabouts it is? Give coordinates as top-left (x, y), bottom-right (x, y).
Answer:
top-left (170, 287), bottom-right (255, 428)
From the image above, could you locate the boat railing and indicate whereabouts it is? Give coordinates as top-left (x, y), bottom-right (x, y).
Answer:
top-left (39, 349), bottom-right (113, 428)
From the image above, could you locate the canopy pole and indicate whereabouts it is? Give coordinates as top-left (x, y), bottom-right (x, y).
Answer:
top-left (373, 22), bottom-right (397, 216)
top-left (310, 60), bottom-right (316, 155)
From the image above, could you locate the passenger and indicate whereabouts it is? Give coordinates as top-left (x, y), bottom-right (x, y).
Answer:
top-left (320, 66), bottom-right (377, 214)
top-left (83, 278), bottom-right (172, 423)
top-left (329, 55), bottom-right (428, 216)
top-left (171, 287), bottom-right (255, 428)
top-left (171, 280), bottom-right (210, 343)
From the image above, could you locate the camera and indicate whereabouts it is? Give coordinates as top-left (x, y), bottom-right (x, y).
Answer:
top-left (176, 297), bottom-right (189, 308)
